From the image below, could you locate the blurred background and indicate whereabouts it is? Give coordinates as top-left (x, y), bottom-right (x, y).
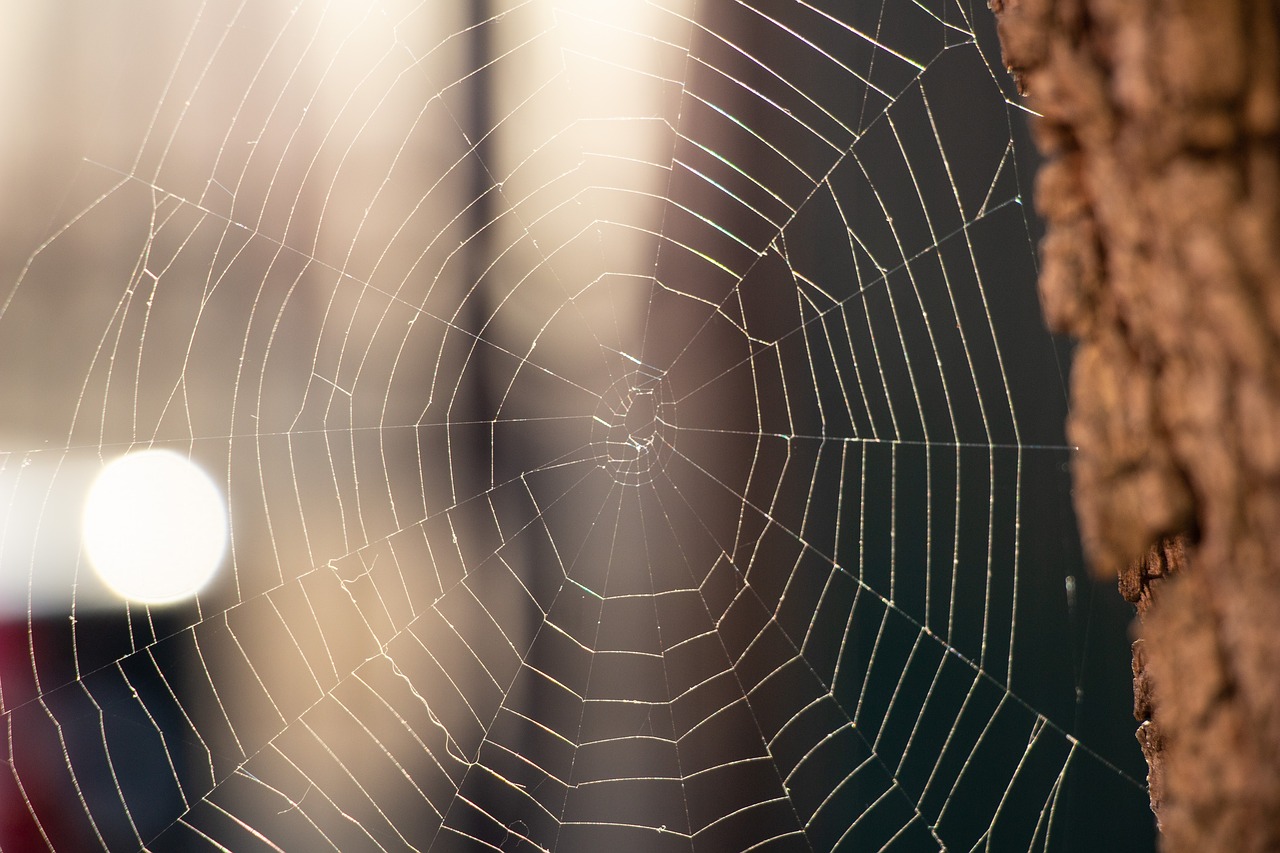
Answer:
top-left (0, 1), bottom-right (1154, 850)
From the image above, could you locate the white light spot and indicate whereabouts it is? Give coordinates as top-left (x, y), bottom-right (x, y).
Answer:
top-left (82, 450), bottom-right (227, 605)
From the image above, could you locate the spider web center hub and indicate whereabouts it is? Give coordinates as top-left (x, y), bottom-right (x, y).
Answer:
top-left (592, 368), bottom-right (675, 487)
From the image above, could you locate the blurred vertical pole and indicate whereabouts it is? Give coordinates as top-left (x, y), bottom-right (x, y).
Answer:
top-left (458, 0), bottom-right (499, 493)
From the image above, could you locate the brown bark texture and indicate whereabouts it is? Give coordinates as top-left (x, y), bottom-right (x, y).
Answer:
top-left (990, 0), bottom-right (1280, 850)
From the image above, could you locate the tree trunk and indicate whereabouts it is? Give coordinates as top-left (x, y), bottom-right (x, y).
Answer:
top-left (990, 1), bottom-right (1280, 850)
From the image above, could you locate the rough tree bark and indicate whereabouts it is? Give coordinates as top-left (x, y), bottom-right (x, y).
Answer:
top-left (989, 1), bottom-right (1280, 850)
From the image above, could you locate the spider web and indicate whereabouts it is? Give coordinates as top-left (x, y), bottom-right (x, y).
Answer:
top-left (0, 0), bottom-right (1155, 850)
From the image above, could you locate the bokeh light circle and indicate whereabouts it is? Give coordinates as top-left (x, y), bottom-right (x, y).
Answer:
top-left (82, 449), bottom-right (227, 605)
